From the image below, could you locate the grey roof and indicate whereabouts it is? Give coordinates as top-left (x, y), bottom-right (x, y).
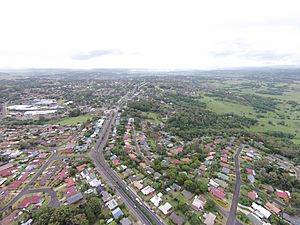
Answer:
top-left (221, 167), bottom-right (230, 174)
top-left (171, 183), bottom-right (181, 191)
top-left (247, 175), bottom-right (255, 183)
top-left (170, 212), bottom-right (184, 225)
top-left (66, 192), bottom-right (83, 204)
top-left (283, 213), bottom-right (300, 225)
top-left (247, 213), bottom-right (264, 225)
top-left (120, 217), bottom-right (132, 225)
top-left (112, 207), bottom-right (124, 219)
top-left (217, 172), bottom-right (229, 181)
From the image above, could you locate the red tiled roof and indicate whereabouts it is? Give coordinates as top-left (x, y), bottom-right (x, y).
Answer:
top-left (0, 163), bottom-right (14, 172)
top-left (221, 157), bottom-right (228, 163)
top-left (246, 168), bottom-right (254, 175)
top-left (76, 164), bottom-right (87, 172)
top-left (0, 167), bottom-right (16, 177)
top-left (172, 159), bottom-right (182, 165)
top-left (209, 187), bottom-right (226, 200)
top-left (265, 202), bottom-right (281, 214)
top-left (55, 169), bottom-right (68, 180)
top-left (247, 191), bottom-right (257, 201)
top-left (112, 159), bottom-right (120, 166)
top-left (222, 149), bottom-right (230, 155)
top-left (65, 177), bottom-right (75, 187)
top-left (19, 195), bottom-right (42, 208)
top-left (276, 191), bottom-right (290, 200)
top-left (181, 158), bottom-right (191, 163)
top-left (7, 172), bottom-right (31, 189)
top-left (64, 186), bottom-right (78, 198)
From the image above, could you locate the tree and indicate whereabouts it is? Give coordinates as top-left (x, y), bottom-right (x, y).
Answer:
top-left (184, 180), bottom-right (197, 193)
top-left (204, 198), bottom-right (217, 212)
top-left (69, 109), bottom-right (81, 117)
top-left (70, 214), bottom-right (89, 225)
top-left (189, 213), bottom-right (201, 225)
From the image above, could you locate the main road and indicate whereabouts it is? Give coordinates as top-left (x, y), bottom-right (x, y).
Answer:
top-left (92, 87), bottom-right (164, 225)
top-left (226, 147), bottom-right (243, 225)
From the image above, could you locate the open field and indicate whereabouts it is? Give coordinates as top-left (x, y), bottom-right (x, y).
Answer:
top-left (55, 114), bottom-right (92, 125)
top-left (201, 79), bottom-right (300, 144)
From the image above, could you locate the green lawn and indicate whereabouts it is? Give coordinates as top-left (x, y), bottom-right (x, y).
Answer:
top-left (202, 96), bottom-right (256, 117)
top-left (141, 112), bottom-right (161, 125)
top-left (56, 114), bottom-right (92, 125)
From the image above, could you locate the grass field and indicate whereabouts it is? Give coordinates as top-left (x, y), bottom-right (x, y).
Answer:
top-left (56, 114), bottom-right (92, 125)
top-left (201, 89), bottom-right (300, 144)
top-left (141, 112), bottom-right (161, 125)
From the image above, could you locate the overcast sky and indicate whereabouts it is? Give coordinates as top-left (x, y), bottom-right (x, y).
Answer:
top-left (0, 0), bottom-right (300, 69)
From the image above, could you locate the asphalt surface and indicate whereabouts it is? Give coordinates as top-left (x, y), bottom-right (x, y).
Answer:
top-left (0, 152), bottom-right (87, 212)
top-left (28, 188), bottom-right (60, 208)
top-left (92, 106), bottom-right (164, 225)
top-left (226, 147), bottom-right (243, 225)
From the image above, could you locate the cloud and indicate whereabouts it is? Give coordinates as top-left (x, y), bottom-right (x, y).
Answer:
top-left (239, 51), bottom-right (290, 61)
top-left (72, 49), bottom-right (123, 60)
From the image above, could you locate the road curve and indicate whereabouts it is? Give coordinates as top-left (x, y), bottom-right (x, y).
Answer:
top-left (28, 188), bottom-right (60, 208)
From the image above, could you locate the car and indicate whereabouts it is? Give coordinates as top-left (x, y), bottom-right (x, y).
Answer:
top-left (125, 187), bottom-right (129, 190)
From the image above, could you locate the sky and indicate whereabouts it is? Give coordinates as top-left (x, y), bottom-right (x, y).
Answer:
top-left (0, 0), bottom-right (300, 69)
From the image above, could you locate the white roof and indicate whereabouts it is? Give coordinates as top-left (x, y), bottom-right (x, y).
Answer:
top-left (88, 178), bottom-right (101, 187)
top-left (105, 199), bottom-right (118, 210)
top-left (141, 185), bottom-right (155, 195)
top-left (252, 203), bottom-right (271, 219)
top-left (158, 202), bottom-right (172, 215)
top-left (192, 197), bottom-right (204, 209)
top-left (208, 179), bottom-right (219, 188)
top-left (150, 195), bottom-right (162, 207)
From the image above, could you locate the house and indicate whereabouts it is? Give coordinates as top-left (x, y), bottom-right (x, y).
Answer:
top-left (199, 164), bottom-right (207, 171)
top-left (76, 164), bottom-right (87, 173)
top-left (247, 175), bottom-right (255, 183)
top-left (0, 210), bottom-right (19, 225)
top-left (182, 190), bottom-right (194, 200)
top-left (123, 168), bottom-right (133, 178)
top-left (204, 212), bottom-right (216, 225)
top-left (276, 190), bottom-right (290, 201)
top-left (88, 178), bottom-right (101, 187)
top-left (170, 212), bottom-right (184, 225)
top-left (158, 202), bottom-right (173, 215)
top-left (106, 199), bottom-right (118, 210)
top-left (65, 186), bottom-right (78, 198)
top-left (66, 192), bottom-right (83, 204)
top-left (112, 207), bottom-right (124, 219)
top-left (214, 178), bottom-right (228, 189)
top-left (65, 178), bottom-right (75, 187)
top-left (96, 185), bottom-right (105, 194)
top-left (217, 172), bottom-right (229, 181)
top-left (128, 175), bottom-right (137, 183)
top-left (248, 191), bottom-right (258, 201)
top-left (133, 180), bottom-right (144, 190)
top-left (191, 196), bottom-right (205, 210)
top-left (209, 187), bottom-right (226, 200)
top-left (141, 186), bottom-right (155, 196)
top-left (252, 203), bottom-right (271, 219)
top-left (150, 194), bottom-right (162, 207)
top-left (170, 183), bottom-right (181, 192)
top-left (283, 213), bottom-right (300, 225)
top-left (112, 159), bottom-right (120, 166)
top-left (265, 202), bottom-right (281, 215)
top-left (154, 172), bottom-right (162, 180)
top-left (19, 195), bottom-right (43, 208)
top-left (120, 217), bottom-right (132, 225)
top-left (181, 158), bottom-right (191, 163)
top-left (172, 160), bottom-right (181, 166)
top-left (101, 191), bottom-right (112, 202)
top-left (208, 179), bottom-right (219, 188)
top-left (221, 157), bottom-right (228, 163)
top-left (221, 167), bottom-right (230, 174)
top-left (247, 213), bottom-right (265, 225)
